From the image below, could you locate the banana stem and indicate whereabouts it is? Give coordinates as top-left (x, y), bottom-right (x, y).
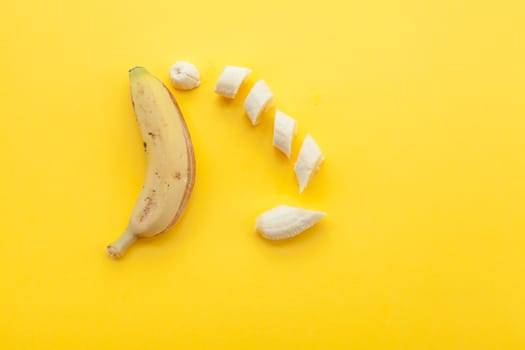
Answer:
top-left (107, 229), bottom-right (137, 258)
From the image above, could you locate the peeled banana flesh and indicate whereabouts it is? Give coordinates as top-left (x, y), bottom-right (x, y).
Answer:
top-left (169, 61), bottom-right (200, 90)
top-left (272, 109), bottom-right (297, 158)
top-left (214, 65), bottom-right (252, 98)
top-left (255, 205), bottom-right (325, 240)
top-left (244, 80), bottom-right (274, 125)
top-left (294, 134), bottom-right (324, 193)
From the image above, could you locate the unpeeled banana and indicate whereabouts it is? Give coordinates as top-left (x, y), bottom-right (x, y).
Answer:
top-left (255, 205), bottom-right (325, 240)
top-left (107, 67), bottom-right (196, 258)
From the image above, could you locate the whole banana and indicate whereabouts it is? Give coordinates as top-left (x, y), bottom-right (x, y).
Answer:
top-left (107, 67), bottom-right (196, 258)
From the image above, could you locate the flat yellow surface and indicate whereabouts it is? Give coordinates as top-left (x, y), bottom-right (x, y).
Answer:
top-left (1, 0), bottom-right (524, 348)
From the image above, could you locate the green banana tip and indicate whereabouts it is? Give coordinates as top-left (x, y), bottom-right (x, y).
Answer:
top-left (129, 66), bottom-right (148, 76)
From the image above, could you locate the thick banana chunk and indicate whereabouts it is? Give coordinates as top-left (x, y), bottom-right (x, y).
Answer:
top-left (169, 61), bottom-right (200, 90)
top-left (273, 109), bottom-right (297, 158)
top-left (255, 205), bottom-right (325, 240)
top-left (244, 80), bottom-right (274, 125)
top-left (214, 65), bottom-right (252, 98)
top-left (294, 135), bottom-right (324, 193)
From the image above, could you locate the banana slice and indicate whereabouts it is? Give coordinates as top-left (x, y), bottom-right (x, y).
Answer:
top-left (255, 205), bottom-right (326, 240)
top-left (169, 61), bottom-right (200, 90)
top-left (214, 65), bottom-right (252, 98)
top-left (294, 134), bottom-right (324, 193)
top-left (272, 109), bottom-right (297, 158)
top-left (244, 80), bottom-right (274, 125)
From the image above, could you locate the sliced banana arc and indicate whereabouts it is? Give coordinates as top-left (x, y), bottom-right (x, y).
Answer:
top-left (214, 65), bottom-right (252, 98)
top-left (255, 205), bottom-right (326, 240)
top-left (294, 134), bottom-right (324, 193)
top-left (169, 61), bottom-right (200, 90)
top-left (272, 109), bottom-right (297, 158)
top-left (244, 80), bottom-right (274, 125)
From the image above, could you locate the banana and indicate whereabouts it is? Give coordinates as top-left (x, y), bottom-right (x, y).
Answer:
top-left (107, 67), bottom-right (196, 258)
top-left (169, 61), bottom-right (200, 90)
top-left (272, 109), bottom-right (297, 158)
top-left (255, 205), bottom-right (326, 240)
top-left (244, 80), bottom-right (274, 125)
top-left (214, 65), bottom-right (252, 98)
top-left (294, 134), bottom-right (324, 193)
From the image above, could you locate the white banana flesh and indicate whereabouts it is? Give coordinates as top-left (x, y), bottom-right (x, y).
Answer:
top-left (255, 205), bottom-right (326, 240)
top-left (169, 61), bottom-right (200, 90)
top-left (294, 134), bottom-right (324, 193)
top-left (244, 80), bottom-right (274, 125)
top-left (107, 67), bottom-right (196, 258)
top-left (214, 65), bottom-right (252, 98)
top-left (272, 109), bottom-right (297, 158)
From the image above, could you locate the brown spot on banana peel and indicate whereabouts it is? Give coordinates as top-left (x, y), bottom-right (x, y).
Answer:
top-left (139, 196), bottom-right (156, 223)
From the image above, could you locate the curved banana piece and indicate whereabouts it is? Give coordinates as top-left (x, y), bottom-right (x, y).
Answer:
top-left (169, 61), bottom-right (200, 90)
top-left (244, 80), bottom-right (274, 125)
top-left (294, 134), bottom-right (324, 193)
top-left (255, 205), bottom-right (326, 240)
top-left (214, 65), bottom-right (252, 98)
top-left (107, 67), bottom-right (196, 258)
top-left (272, 109), bottom-right (297, 158)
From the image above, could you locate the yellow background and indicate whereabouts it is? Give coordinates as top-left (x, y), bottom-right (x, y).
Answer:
top-left (1, 0), bottom-right (524, 348)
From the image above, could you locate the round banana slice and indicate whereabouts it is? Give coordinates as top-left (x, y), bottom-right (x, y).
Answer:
top-left (169, 61), bottom-right (200, 90)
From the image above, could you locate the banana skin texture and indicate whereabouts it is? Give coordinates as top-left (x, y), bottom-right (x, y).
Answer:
top-left (107, 67), bottom-right (196, 258)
